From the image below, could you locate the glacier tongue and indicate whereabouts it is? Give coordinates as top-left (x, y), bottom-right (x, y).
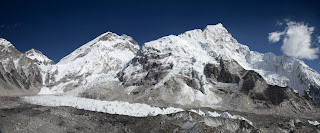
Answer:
top-left (22, 95), bottom-right (184, 117)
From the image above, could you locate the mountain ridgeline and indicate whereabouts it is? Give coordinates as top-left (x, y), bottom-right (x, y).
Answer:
top-left (1, 24), bottom-right (320, 114)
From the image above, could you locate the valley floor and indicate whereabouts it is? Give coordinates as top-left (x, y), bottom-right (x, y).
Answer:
top-left (0, 96), bottom-right (319, 133)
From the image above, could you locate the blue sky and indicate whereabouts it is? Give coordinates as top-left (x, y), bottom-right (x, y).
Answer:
top-left (0, 0), bottom-right (320, 72)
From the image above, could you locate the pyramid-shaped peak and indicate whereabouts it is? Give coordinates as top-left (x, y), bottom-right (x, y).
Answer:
top-left (82, 31), bottom-right (139, 50)
top-left (96, 32), bottom-right (137, 45)
top-left (25, 48), bottom-right (54, 64)
top-left (58, 31), bottom-right (140, 64)
top-left (26, 48), bottom-right (41, 54)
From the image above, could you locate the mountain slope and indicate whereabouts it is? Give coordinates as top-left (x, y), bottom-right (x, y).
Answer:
top-left (38, 32), bottom-right (140, 94)
top-left (0, 38), bottom-right (52, 96)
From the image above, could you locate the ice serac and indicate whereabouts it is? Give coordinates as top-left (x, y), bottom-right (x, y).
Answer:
top-left (40, 32), bottom-right (140, 94)
top-left (0, 38), bottom-right (52, 96)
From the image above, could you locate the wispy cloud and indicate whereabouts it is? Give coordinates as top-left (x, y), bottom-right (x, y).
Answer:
top-left (268, 21), bottom-right (319, 60)
top-left (276, 21), bottom-right (283, 26)
top-left (0, 23), bottom-right (23, 32)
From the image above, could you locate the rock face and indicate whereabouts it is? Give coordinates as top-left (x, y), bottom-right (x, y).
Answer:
top-left (0, 38), bottom-right (53, 96)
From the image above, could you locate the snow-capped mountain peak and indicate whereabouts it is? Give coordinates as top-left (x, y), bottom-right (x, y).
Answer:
top-left (204, 23), bottom-right (228, 34)
top-left (25, 48), bottom-right (54, 64)
top-left (0, 38), bottom-right (18, 54)
top-left (39, 32), bottom-right (140, 93)
top-left (0, 38), bottom-right (13, 47)
top-left (204, 23), bottom-right (238, 43)
top-left (58, 32), bottom-right (139, 64)
top-left (118, 23), bottom-right (320, 106)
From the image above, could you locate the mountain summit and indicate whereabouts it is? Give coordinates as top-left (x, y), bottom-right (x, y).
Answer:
top-left (25, 49), bottom-right (54, 65)
top-left (0, 38), bottom-right (13, 47)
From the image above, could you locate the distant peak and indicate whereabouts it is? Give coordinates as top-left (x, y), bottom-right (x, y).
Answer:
top-left (0, 38), bottom-right (13, 47)
top-left (25, 48), bottom-right (42, 55)
top-left (25, 48), bottom-right (54, 64)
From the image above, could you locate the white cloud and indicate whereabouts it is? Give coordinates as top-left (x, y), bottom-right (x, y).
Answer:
top-left (268, 31), bottom-right (284, 43)
top-left (318, 36), bottom-right (320, 44)
top-left (269, 21), bottom-right (319, 60)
